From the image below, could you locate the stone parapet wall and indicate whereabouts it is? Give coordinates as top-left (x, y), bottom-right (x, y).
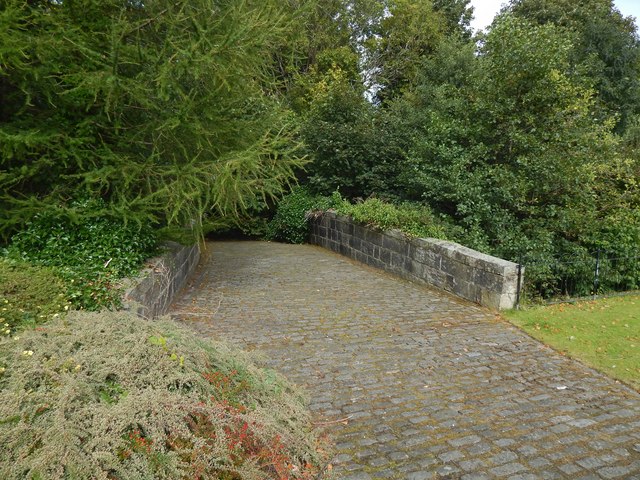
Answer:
top-left (123, 241), bottom-right (201, 319)
top-left (309, 212), bottom-right (521, 309)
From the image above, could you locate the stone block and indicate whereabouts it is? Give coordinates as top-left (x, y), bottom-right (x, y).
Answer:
top-left (424, 267), bottom-right (446, 288)
top-left (361, 241), bottom-right (376, 257)
top-left (440, 256), bottom-right (472, 283)
top-left (444, 273), bottom-right (456, 291)
top-left (355, 251), bottom-right (369, 264)
top-left (382, 230), bottom-right (408, 255)
top-left (365, 229), bottom-right (384, 247)
top-left (390, 252), bottom-right (408, 270)
top-left (317, 214), bottom-right (331, 229)
top-left (407, 260), bottom-right (423, 277)
top-left (472, 268), bottom-right (502, 292)
top-left (411, 245), bottom-right (440, 268)
top-left (379, 248), bottom-right (392, 265)
top-left (479, 288), bottom-right (501, 310)
top-left (354, 224), bottom-right (367, 240)
top-left (368, 257), bottom-right (385, 270)
top-left (451, 279), bottom-right (473, 302)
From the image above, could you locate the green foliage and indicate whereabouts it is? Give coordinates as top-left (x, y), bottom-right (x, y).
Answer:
top-left (337, 198), bottom-right (449, 239)
top-left (301, 67), bottom-right (376, 197)
top-left (268, 187), bottom-right (450, 243)
top-left (5, 199), bottom-right (158, 310)
top-left (266, 188), bottom-right (325, 244)
top-left (300, 66), bottom-right (410, 198)
top-left (2, 0), bottom-right (637, 299)
top-left (0, 0), bottom-right (305, 240)
top-left (371, 11), bottom-right (639, 297)
top-left (398, 15), bottom-right (621, 258)
top-left (369, 0), bottom-right (448, 103)
top-left (0, 259), bottom-right (70, 336)
top-left (508, 0), bottom-right (640, 132)
top-left (505, 296), bottom-right (640, 389)
top-left (0, 311), bottom-right (327, 479)
top-left (433, 0), bottom-right (474, 39)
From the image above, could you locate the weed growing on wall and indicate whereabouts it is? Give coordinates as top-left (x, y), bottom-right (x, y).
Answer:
top-left (338, 198), bottom-right (449, 239)
top-left (268, 188), bottom-right (452, 243)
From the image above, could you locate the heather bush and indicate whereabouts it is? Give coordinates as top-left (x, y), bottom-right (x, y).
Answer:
top-left (0, 311), bottom-right (327, 480)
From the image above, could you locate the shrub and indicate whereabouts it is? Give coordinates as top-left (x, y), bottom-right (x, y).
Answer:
top-left (6, 199), bottom-right (158, 310)
top-left (265, 188), bottom-right (322, 244)
top-left (0, 259), bottom-right (70, 336)
top-left (0, 311), bottom-right (327, 480)
top-left (336, 197), bottom-right (449, 240)
top-left (267, 190), bottom-right (451, 244)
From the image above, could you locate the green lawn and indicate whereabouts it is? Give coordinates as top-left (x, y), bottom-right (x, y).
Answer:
top-left (504, 295), bottom-right (640, 390)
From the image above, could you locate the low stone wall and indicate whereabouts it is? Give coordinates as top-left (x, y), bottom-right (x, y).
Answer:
top-left (309, 212), bottom-right (521, 310)
top-left (123, 241), bottom-right (201, 319)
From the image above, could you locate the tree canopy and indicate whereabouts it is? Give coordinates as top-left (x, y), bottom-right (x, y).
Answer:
top-left (0, 0), bottom-right (305, 239)
top-left (1, 0), bottom-right (639, 277)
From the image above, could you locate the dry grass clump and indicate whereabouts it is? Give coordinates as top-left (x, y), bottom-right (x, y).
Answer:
top-left (0, 311), bottom-right (327, 479)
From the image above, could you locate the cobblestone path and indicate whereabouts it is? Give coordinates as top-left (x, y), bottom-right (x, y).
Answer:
top-left (170, 241), bottom-right (640, 479)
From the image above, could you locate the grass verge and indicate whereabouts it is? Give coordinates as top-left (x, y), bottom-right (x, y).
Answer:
top-left (504, 295), bottom-right (640, 390)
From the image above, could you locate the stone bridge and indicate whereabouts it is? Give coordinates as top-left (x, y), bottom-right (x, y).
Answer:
top-left (170, 241), bottom-right (640, 480)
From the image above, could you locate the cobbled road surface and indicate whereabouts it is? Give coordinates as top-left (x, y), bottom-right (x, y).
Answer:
top-left (170, 241), bottom-right (640, 480)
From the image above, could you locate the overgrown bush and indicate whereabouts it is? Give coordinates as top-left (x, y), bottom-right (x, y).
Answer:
top-left (337, 198), bottom-right (449, 239)
top-left (0, 311), bottom-right (328, 480)
top-left (0, 259), bottom-right (70, 336)
top-left (265, 188), bottom-right (333, 244)
top-left (267, 189), bottom-right (451, 244)
top-left (5, 199), bottom-right (158, 310)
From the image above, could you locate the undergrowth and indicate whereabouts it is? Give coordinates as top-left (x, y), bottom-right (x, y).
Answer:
top-left (267, 188), bottom-right (451, 243)
top-left (0, 311), bottom-right (329, 479)
top-left (5, 199), bottom-right (158, 310)
top-left (0, 259), bottom-right (71, 337)
top-left (336, 197), bottom-right (449, 239)
top-left (265, 188), bottom-right (340, 244)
